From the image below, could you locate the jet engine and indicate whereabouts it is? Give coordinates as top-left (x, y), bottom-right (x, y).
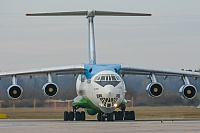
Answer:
top-left (146, 82), bottom-right (164, 98)
top-left (42, 82), bottom-right (59, 97)
top-left (179, 85), bottom-right (197, 99)
top-left (7, 85), bottom-right (23, 99)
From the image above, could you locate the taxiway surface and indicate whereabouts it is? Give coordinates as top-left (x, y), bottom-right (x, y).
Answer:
top-left (0, 119), bottom-right (199, 133)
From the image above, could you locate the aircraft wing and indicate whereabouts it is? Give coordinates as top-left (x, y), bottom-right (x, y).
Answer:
top-left (120, 64), bottom-right (200, 77)
top-left (0, 64), bottom-right (85, 77)
top-left (1, 64), bottom-right (85, 99)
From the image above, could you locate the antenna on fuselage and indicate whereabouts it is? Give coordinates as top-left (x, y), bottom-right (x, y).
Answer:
top-left (26, 10), bottom-right (151, 65)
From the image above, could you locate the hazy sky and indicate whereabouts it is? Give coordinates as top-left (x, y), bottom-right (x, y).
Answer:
top-left (0, 0), bottom-right (200, 71)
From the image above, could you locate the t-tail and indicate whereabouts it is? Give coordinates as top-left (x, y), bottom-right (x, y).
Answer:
top-left (26, 10), bottom-right (151, 65)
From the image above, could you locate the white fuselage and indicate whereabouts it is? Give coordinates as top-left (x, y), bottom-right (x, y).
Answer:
top-left (76, 70), bottom-right (126, 113)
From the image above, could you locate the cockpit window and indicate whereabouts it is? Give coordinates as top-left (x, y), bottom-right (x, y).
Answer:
top-left (115, 76), bottom-right (120, 81)
top-left (105, 76), bottom-right (109, 81)
top-left (111, 76), bottom-right (116, 81)
top-left (94, 74), bottom-right (121, 87)
top-left (101, 76), bottom-right (105, 81)
top-left (94, 74), bottom-right (120, 82)
top-left (96, 76), bottom-right (101, 81)
top-left (109, 76), bottom-right (111, 81)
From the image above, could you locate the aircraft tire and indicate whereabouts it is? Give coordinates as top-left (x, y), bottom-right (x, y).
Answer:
top-left (125, 111), bottom-right (131, 120)
top-left (107, 113), bottom-right (114, 121)
top-left (115, 111), bottom-right (122, 121)
top-left (97, 112), bottom-right (105, 121)
top-left (114, 111), bottom-right (118, 120)
top-left (118, 111), bottom-right (123, 120)
top-left (68, 111), bottom-right (74, 121)
top-left (130, 111), bottom-right (135, 120)
top-left (75, 112), bottom-right (81, 121)
top-left (64, 111), bottom-right (69, 121)
top-left (80, 111), bottom-right (85, 121)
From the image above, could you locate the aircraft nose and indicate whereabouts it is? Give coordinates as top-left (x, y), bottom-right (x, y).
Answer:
top-left (103, 85), bottom-right (116, 97)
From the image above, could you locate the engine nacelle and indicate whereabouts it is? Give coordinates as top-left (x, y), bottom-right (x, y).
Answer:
top-left (179, 85), bottom-right (197, 99)
top-left (42, 82), bottom-right (59, 97)
top-left (146, 82), bottom-right (164, 98)
top-left (7, 85), bottom-right (23, 99)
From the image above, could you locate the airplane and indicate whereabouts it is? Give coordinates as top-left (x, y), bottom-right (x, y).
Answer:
top-left (0, 10), bottom-right (199, 121)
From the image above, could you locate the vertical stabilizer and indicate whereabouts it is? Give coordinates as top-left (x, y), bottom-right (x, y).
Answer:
top-left (88, 17), bottom-right (96, 64)
top-left (87, 11), bottom-right (96, 64)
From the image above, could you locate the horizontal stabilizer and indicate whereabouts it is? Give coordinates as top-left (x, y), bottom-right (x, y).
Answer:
top-left (26, 10), bottom-right (151, 17)
top-left (95, 11), bottom-right (151, 16)
top-left (26, 11), bottom-right (88, 16)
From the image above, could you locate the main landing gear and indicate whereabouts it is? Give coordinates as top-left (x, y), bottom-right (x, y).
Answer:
top-left (64, 107), bottom-right (85, 121)
top-left (64, 107), bottom-right (135, 121)
top-left (97, 111), bottom-right (135, 121)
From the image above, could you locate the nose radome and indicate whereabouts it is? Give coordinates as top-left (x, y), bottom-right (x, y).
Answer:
top-left (103, 85), bottom-right (116, 97)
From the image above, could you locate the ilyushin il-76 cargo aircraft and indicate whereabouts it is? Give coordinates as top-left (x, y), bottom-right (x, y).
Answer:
top-left (1, 10), bottom-right (199, 121)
